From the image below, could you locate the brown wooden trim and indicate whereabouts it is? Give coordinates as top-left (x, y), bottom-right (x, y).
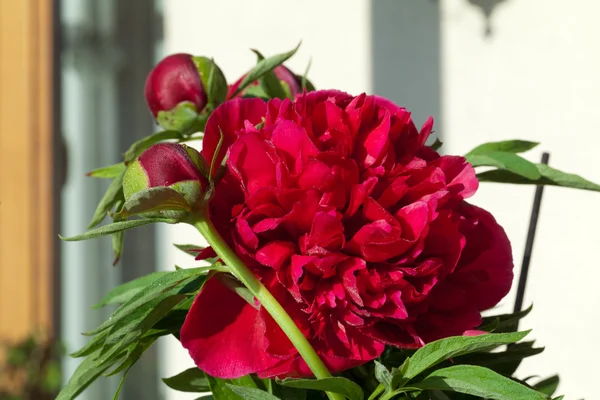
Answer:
top-left (0, 0), bottom-right (55, 340)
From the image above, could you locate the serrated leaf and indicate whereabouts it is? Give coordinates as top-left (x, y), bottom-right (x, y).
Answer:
top-left (163, 368), bottom-right (210, 393)
top-left (403, 331), bottom-right (530, 381)
top-left (233, 43), bottom-right (301, 97)
top-left (61, 218), bottom-right (176, 242)
top-left (533, 375), bottom-right (559, 396)
top-left (94, 271), bottom-right (170, 309)
top-left (374, 360), bottom-right (392, 389)
top-left (86, 162), bottom-right (126, 179)
top-left (124, 130), bottom-right (183, 162)
top-left (114, 186), bottom-right (191, 219)
top-left (466, 152), bottom-right (541, 180)
top-left (467, 140), bottom-right (539, 155)
top-left (88, 170), bottom-right (126, 228)
top-left (477, 164), bottom-right (600, 192)
top-left (226, 385), bottom-right (280, 400)
top-left (411, 365), bottom-right (547, 400)
top-left (278, 377), bottom-right (364, 400)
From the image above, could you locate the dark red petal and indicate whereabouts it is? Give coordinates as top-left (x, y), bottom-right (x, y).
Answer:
top-left (202, 98), bottom-right (267, 174)
top-left (180, 277), bottom-right (280, 378)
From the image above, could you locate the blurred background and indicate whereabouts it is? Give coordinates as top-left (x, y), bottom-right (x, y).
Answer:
top-left (1, 0), bottom-right (599, 399)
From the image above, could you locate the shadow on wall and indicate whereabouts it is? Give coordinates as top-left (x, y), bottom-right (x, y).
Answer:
top-left (370, 0), bottom-right (442, 140)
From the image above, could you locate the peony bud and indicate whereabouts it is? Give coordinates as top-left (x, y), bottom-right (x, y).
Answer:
top-left (145, 53), bottom-right (208, 118)
top-left (144, 54), bottom-right (227, 132)
top-left (227, 65), bottom-right (303, 100)
top-left (123, 143), bottom-right (209, 217)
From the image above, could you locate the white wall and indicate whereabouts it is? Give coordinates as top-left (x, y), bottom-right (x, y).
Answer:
top-left (162, 1), bottom-right (600, 399)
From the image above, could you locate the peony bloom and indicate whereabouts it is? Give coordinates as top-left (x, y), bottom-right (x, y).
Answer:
top-left (181, 90), bottom-right (513, 379)
top-left (144, 53), bottom-right (208, 118)
top-left (123, 143), bottom-right (208, 214)
top-left (226, 65), bottom-right (303, 100)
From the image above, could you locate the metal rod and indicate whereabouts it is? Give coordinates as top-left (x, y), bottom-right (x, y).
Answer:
top-left (513, 152), bottom-right (550, 315)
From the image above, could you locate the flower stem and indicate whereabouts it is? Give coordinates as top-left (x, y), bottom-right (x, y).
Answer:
top-left (191, 212), bottom-right (345, 400)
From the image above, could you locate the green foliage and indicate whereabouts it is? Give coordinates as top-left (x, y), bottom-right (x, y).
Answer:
top-left (232, 43), bottom-right (301, 97)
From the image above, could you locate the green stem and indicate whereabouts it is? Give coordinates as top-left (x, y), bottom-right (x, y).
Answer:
top-left (191, 212), bottom-right (345, 400)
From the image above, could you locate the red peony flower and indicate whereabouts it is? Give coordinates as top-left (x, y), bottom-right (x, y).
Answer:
top-left (226, 65), bottom-right (303, 100)
top-left (181, 90), bottom-right (514, 379)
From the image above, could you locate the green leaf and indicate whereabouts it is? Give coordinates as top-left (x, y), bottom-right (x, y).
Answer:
top-left (430, 138), bottom-right (443, 151)
top-left (124, 130), bottom-right (183, 163)
top-left (533, 375), bottom-right (559, 396)
top-left (403, 331), bottom-right (530, 381)
top-left (467, 140), bottom-right (539, 155)
top-left (105, 335), bottom-right (158, 376)
top-left (374, 361), bottom-right (392, 390)
top-left (60, 218), bottom-right (176, 242)
top-left (301, 58), bottom-right (312, 92)
top-left (56, 348), bottom-right (126, 400)
top-left (411, 365), bottom-right (547, 400)
top-left (233, 43), bottom-right (301, 97)
top-left (112, 231), bottom-right (124, 266)
top-left (455, 340), bottom-right (544, 376)
top-left (273, 382), bottom-right (306, 400)
top-left (112, 363), bottom-right (134, 400)
top-left (70, 330), bottom-right (110, 358)
top-left (88, 170), bottom-right (126, 229)
top-left (163, 368), bottom-right (210, 393)
top-left (87, 267), bottom-right (210, 336)
top-left (466, 152), bottom-right (541, 180)
top-left (226, 385), bottom-right (281, 400)
top-left (278, 377), bottom-right (364, 400)
top-left (93, 271), bottom-right (170, 309)
top-left (251, 49), bottom-right (288, 100)
top-left (174, 243), bottom-right (206, 256)
top-left (479, 304), bottom-right (533, 334)
top-left (477, 164), bottom-right (600, 192)
top-left (86, 162), bottom-right (126, 179)
top-left (114, 186), bottom-right (191, 219)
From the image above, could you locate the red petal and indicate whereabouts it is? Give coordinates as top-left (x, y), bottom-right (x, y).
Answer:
top-left (180, 277), bottom-right (279, 378)
top-left (202, 98), bottom-right (267, 174)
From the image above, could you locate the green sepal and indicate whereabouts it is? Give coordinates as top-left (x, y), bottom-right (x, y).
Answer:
top-left (114, 186), bottom-right (193, 220)
top-left (156, 102), bottom-right (201, 135)
top-left (193, 56), bottom-right (228, 106)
